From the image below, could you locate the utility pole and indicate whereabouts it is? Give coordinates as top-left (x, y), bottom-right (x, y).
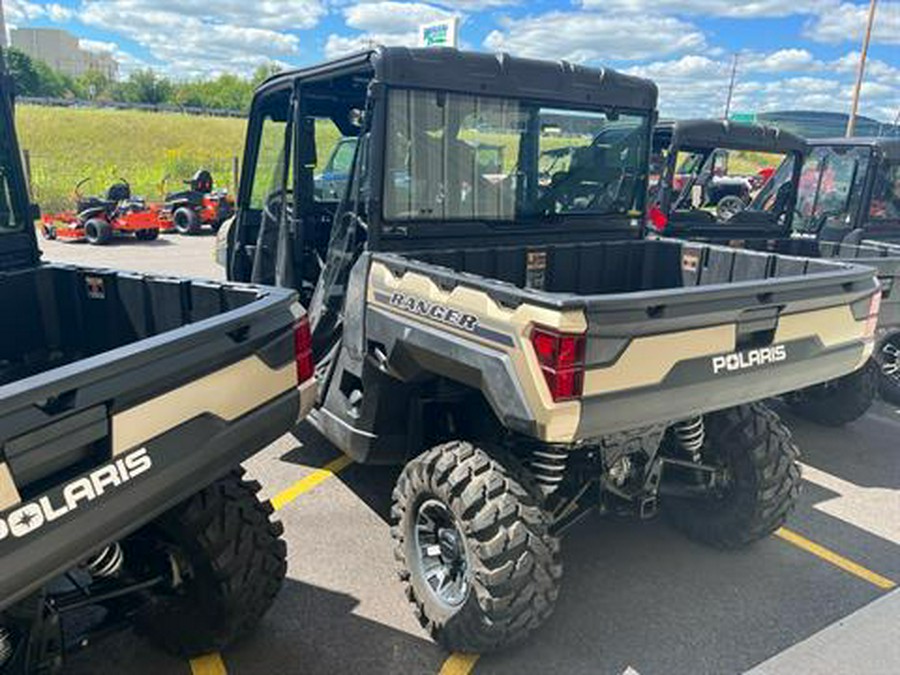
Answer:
top-left (723, 54), bottom-right (739, 121)
top-left (847, 0), bottom-right (878, 137)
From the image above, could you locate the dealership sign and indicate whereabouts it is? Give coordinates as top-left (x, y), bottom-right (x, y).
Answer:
top-left (419, 18), bottom-right (460, 48)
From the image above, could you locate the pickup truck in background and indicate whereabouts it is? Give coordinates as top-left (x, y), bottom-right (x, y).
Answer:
top-left (0, 61), bottom-right (315, 673)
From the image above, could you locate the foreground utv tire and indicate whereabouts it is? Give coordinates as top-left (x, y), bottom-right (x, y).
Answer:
top-left (665, 403), bottom-right (801, 549)
top-left (876, 332), bottom-right (900, 405)
top-left (785, 359), bottom-right (877, 427)
top-left (135, 470), bottom-right (287, 657)
top-left (391, 441), bottom-right (561, 653)
top-left (173, 206), bottom-right (201, 235)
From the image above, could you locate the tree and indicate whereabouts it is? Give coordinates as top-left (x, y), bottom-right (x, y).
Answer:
top-left (75, 70), bottom-right (113, 100)
top-left (114, 69), bottom-right (174, 105)
top-left (5, 49), bottom-right (42, 96)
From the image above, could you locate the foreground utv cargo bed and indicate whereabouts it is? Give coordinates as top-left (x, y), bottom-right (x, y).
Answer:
top-left (368, 237), bottom-right (880, 441)
top-left (0, 263), bottom-right (310, 611)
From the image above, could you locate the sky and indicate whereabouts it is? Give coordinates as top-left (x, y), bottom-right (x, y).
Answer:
top-left (3, 0), bottom-right (898, 121)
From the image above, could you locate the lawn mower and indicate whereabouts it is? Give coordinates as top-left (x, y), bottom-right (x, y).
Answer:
top-left (158, 169), bottom-right (234, 235)
top-left (41, 177), bottom-right (160, 245)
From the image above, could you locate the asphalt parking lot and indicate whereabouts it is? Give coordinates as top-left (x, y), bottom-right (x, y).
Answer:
top-left (44, 234), bottom-right (900, 675)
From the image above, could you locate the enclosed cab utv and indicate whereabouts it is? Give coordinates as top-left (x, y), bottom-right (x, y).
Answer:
top-left (223, 47), bottom-right (881, 653)
top-left (650, 120), bottom-right (900, 423)
top-left (793, 137), bottom-right (900, 402)
top-left (0, 60), bottom-right (315, 673)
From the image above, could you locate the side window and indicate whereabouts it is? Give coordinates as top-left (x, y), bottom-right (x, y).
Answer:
top-left (312, 119), bottom-right (350, 203)
top-left (869, 160), bottom-right (899, 222)
top-left (249, 115), bottom-right (289, 210)
top-left (814, 152), bottom-right (858, 220)
top-left (796, 150), bottom-right (824, 226)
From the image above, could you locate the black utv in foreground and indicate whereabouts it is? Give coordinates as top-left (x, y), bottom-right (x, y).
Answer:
top-left (0, 60), bottom-right (315, 673)
top-left (222, 47), bottom-right (882, 653)
top-left (650, 120), bottom-right (900, 423)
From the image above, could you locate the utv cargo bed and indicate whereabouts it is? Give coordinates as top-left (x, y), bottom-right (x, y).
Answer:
top-left (0, 264), bottom-right (310, 610)
top-left (367, 237), bottom-right (879, 442)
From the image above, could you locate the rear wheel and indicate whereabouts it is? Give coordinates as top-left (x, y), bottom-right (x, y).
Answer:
top-left (134, 470), bottom-right (287, 657)
top-left (84, 218), bottom-right (112, 245)
top-left (664, 403), bottom-right (801, 549)
top-left (876, 332), bottom-right (900, 405)
top-left (785, 359), bottom-right (877, 426)
top-left (716, 194), bottom-right (746, 221)
top-left (391, 441), bottom-right (561, 653)
top-left (173, 207), bottom-right (201, 235)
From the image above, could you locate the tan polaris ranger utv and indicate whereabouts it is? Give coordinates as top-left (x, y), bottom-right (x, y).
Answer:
top-left (220, 47), bottom-right (882, 653)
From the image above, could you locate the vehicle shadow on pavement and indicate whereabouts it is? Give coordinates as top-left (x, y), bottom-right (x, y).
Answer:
top-left (224, 578), bottom-right (445, 675)
top-left (281, 423), bottom-right (399, 523)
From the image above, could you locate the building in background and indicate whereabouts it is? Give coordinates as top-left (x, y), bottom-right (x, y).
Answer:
top-left (10, 28), bottom-right (118, 80)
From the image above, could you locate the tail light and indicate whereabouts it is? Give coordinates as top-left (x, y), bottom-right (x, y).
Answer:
top-left (647, 206), bottom-right (668, 232)
top-left (294, 316), bottom-right (314, 383)
top-left (864, 290), bottom-right (882, 340)
top-left (531, 325), bottom-right (586, 402)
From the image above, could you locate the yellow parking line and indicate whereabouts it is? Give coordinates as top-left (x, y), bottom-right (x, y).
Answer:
top-left (775, 527), bottom-right (897, 590)
top-left (439, 653), bottom-right (480, 675)
top-left (189, 653), bottom-right (227, 675)
top-left (271, 454), bottom-right (354, 511)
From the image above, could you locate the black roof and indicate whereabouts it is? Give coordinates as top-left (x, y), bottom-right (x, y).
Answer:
top-left (659, 119), bottom-right (807, 154)
top-left (258, 46), bottom-right (658, 112)
top-left (809, 137), bottom-right (900, 160)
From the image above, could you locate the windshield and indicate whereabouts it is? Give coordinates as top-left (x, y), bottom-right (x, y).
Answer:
top-left (780, 146), bottom-right (872, 234)
top-left (383, 89), bottom-right (649, 223)
top-left (667, 147), bottom-right (787, 223)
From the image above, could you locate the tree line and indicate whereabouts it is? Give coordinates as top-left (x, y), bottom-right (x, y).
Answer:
top-left (5, 48), bottom-right (280, 111)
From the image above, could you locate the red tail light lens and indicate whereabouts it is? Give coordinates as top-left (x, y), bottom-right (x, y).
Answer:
top-left (864, 290), bottom-right (882, 340)
top-left (531, 326), bottom-right (586, 402)
top-left (648, 206), bottom-right (668, 232)
top-left (294, 316), bottom-right (314, 383)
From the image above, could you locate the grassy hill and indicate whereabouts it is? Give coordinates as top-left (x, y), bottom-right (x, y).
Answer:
top-left (16, 105), bottom-right (249, 212)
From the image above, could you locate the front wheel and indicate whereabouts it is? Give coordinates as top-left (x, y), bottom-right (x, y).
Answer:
top-left (876, 332), bottom-right (900, 405)
top-left (135, 228), bottom-right (159, 241)
top-left (84, 218), bottom-right (112, 245)
top-left (664, 403), bottom-right (801, 549)
top-left (785, 359), bottom-right (877, 426)
top-left (391, 441), bottom-right (561, 653)
top-left (134, 470), bottom-right (287, 657)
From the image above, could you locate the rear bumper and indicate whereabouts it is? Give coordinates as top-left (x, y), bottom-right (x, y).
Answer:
top-left (0, 388), bottom-right (299, 612)
top-left (576, 338), bottom-right (870, 438)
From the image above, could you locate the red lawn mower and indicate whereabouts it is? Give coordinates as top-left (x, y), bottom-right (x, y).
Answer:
top-left (41, 178), bottom-right (161, 245)
top-left (158, 170), bottom-right (234, 235)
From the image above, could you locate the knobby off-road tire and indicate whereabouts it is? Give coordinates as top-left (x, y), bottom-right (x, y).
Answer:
top-left (786, 359), bottom-right (877, 427)
top-left (135, 470), bottom-right (287, 657)
top-left (173, 207), bottom-right (201, 235)
top-left (84, 218), bottom-right (112, 245)
top-left (876, 331), bottom-right (900, 405)
top-left (391, 441), bottom-right (561, 653)
top-left (665, 403), bottom-right (801, 549)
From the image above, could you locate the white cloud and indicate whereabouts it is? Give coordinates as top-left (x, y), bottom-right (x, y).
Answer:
top-left (580, 0), bottom-right (833, 18)
top-left (5, 0), bottom-right (73, 22)
top-left (483, 12), bottom-right (706, 62)
top-left (804, 1), bottom-right (900, 44)
top-left (325, 2), bottom-right (459, 60)
top-left (344, 2), bottom-right (455, 34)
top-left (76, 0), bottom-right (323, 77)
top-left (625, 49), bottom-right (897, 122)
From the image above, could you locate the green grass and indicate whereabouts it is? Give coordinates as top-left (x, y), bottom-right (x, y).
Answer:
top-left (16, 105), bottom-right (249, 212)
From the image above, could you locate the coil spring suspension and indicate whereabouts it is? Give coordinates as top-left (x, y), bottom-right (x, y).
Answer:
top-left (84, 543), bottom-right (125, 579)
top-left (674, 417), bottom-right (705, 458)
top-left (0, 627), bottom-right (12, 667)
top-left (528, 446), bottom-right (568, 495)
